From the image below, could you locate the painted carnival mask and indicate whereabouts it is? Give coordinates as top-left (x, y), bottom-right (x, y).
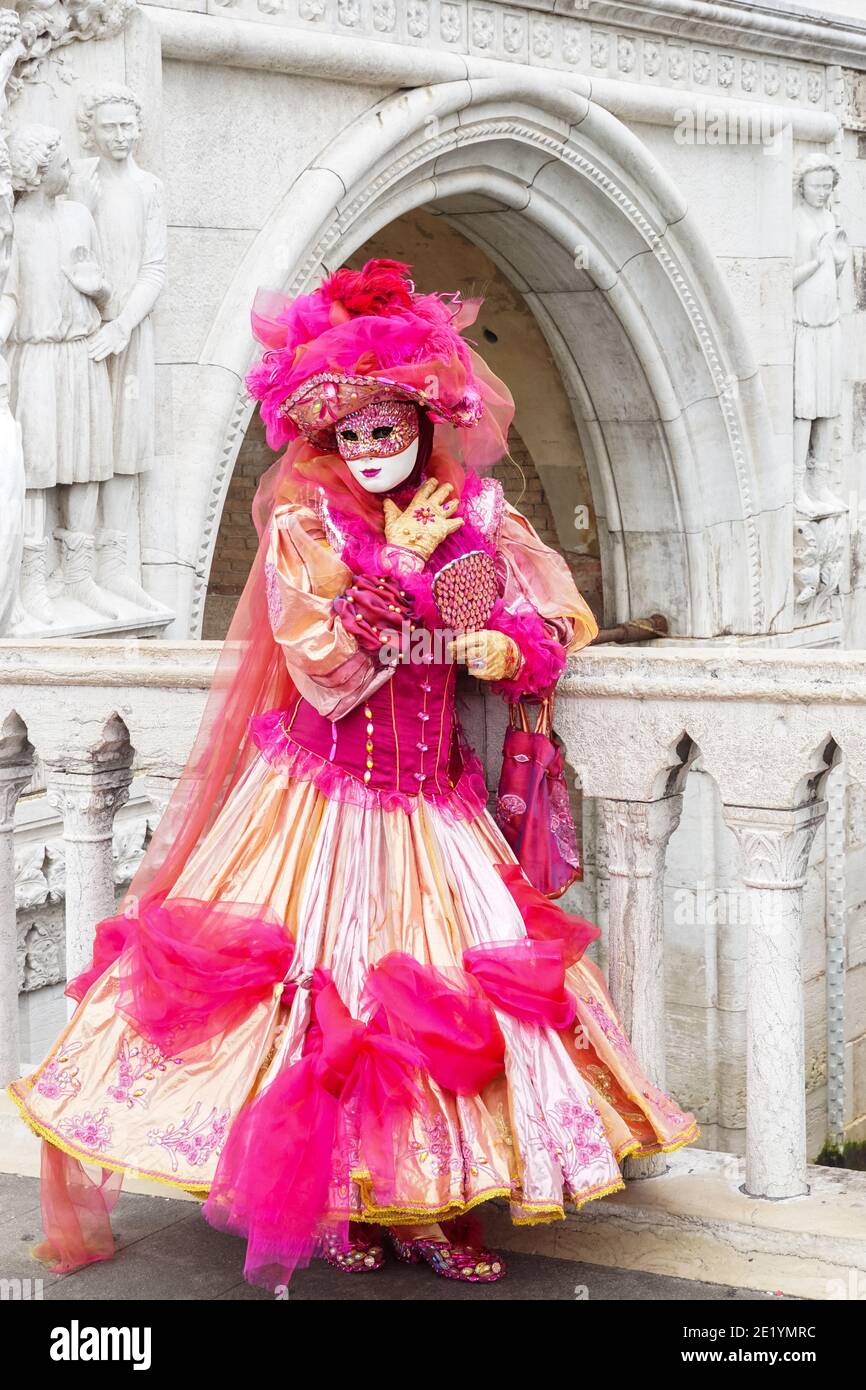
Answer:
top-left (336, 400), bottom-right (420, 493)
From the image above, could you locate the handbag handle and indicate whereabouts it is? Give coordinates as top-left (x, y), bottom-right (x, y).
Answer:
top-left (509, 692), bottom-right (555, 738)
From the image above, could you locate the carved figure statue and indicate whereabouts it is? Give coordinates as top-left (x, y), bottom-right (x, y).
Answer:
top-left (792, 154), bottom-right (848, 518)
top-left (72, 82), bottom-right (167, 611)
top-left (0, 124), bottom-right (115, 626)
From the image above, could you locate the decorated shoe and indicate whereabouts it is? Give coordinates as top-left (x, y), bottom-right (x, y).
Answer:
top-left (388, 1228), bottom-right (506, 1283)
top-left (321, 1226), bottom-right (386, 1273)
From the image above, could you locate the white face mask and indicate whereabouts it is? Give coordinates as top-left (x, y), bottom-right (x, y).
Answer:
top-left (335, 400), bottom-right (422, 493)
top-left (341, 436), bottom-right (420, 493)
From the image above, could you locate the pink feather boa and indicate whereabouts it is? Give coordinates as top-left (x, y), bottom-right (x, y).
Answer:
top-left (486, 599), bottom-right (567, 701)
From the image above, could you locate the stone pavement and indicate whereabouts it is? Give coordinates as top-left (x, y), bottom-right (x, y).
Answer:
top-left (0, 1174), bottom-right (778, 1301)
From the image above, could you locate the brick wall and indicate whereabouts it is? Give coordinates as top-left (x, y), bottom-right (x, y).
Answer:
top-left (493, 437), bottom-right (603, 620)
top-left (493, 438), bottom-right (558, 548)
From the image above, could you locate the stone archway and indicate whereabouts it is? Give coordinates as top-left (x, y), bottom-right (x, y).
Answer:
top-left (188, 77), bottom-right (784, 641)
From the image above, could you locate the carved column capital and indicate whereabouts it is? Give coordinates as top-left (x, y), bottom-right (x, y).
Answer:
top-left (45, 762), bottom-right (133, 844)
top-left (601, 794), bottom-right (683, 879)
top-left (0, 761), bottom-right (33, 832)
top-left (722, 801), bottom-right (826, 890)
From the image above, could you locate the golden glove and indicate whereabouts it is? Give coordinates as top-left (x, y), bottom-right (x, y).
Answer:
top-left (382, 478), bottom-right (464, 562)
top-left (447, 630), bottom-right (523, 681)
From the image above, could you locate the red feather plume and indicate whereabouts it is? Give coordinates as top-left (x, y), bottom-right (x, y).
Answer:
top-left (322, 259), bottom-right (415, 316)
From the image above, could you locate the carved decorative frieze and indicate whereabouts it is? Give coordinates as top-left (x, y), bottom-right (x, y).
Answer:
top-left (18, 914), bottom-right (63, 992)
top-left (207, 0), bottom-right (831, 111)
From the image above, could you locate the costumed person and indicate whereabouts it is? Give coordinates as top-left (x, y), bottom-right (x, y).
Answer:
top-left (7, 260), bottom-right (698, 1290)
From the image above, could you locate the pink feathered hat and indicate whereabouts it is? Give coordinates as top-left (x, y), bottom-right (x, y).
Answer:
top-left (245, 259), bottom-right (501, 455)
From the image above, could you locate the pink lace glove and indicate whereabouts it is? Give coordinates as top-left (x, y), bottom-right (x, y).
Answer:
top-left (332, 574), bottom-right (415, 654)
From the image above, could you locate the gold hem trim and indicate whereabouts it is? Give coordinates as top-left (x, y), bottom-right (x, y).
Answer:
top-left (341, 1179), bottom-right (515, 1226)
top-left (339, 1170), bottom-right (637, 1230)
top-left (5, 1082), bottom-right (210, 1197)
top-left (621, 1120), bottom-right (701, 1159)
top-left (6, 1089), bottom-right (700, 1222)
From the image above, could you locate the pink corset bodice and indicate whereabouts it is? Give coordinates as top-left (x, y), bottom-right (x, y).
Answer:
top-left (249, 655), bottom-right (489, 820)
top-left (284, 655), bottom-right (462, 796)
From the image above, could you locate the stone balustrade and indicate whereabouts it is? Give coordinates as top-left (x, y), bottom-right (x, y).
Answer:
top-left (3, 640), bottom-right (866, 1205)
top-left (553, 646), bottom-right (866, 1200)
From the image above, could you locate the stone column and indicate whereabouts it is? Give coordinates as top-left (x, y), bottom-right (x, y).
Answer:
top-left (0, 759), bottom-right (33, 1086)
top-left (824, 765), bottom-right (846, 1150)
top-left (600, 794), bottom-right (683, 1178)
top-left (46, 753), bottom-right (133, 1003)
top-left (722, 801), bottom-right (826, 1200)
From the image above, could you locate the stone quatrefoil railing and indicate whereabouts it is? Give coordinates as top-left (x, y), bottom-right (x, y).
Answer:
top-left (2, 640), bottom-right (866, 1203)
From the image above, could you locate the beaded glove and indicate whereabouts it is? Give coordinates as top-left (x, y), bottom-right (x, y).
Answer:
top-left (382, 478), bottom-right (464, 562)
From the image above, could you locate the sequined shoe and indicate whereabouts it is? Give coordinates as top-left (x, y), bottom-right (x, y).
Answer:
top-left (322, 1227), bottom-right (386, 1273)
top-left (388, 1229), bottom-right (506, 1283)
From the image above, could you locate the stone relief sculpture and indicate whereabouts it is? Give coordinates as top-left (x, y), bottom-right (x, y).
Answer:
top-left (70, 83), bottom-right (167, 612)
top-left (0, 125), bottom-right (115, 627)
top-left (0, 12), bottom-right (24, 633)
top-left (794, 516), bottom-right (844, 617)
top-left (792, 154), bottom-right (849, 614)
top-left (3, 0), bottom-right (134, 98)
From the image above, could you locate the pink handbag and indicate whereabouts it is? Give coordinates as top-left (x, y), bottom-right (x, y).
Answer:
top-left (494, 696), bottom-right (582, 898)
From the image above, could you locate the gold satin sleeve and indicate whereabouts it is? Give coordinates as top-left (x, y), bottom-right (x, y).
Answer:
top-left (498, 502), bottom-right (599, 655)
top-left (267, 502), bottom-right (394, 720)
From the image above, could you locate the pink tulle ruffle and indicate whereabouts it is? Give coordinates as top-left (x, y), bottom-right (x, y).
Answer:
top-left (463, 939), bottom-right (576, 1031)
top-left (496, 862), bottom-right (600, 967)
top-left (65, 895), bottom-right (294, 1055)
